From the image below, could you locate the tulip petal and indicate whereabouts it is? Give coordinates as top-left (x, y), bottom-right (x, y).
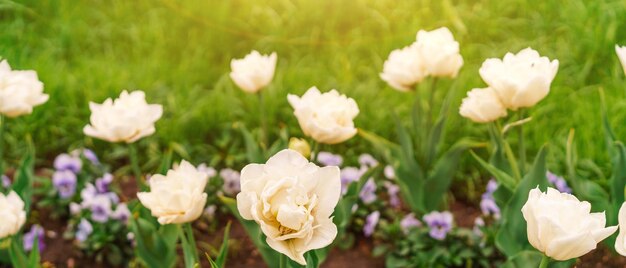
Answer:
top-left (265, 238), bottom-right (307, 265)
top-left (546, 231), bottom-right (597, 260)
top-left (311, 166), bottom-right (341, 219)
top-left (616, 203), bottom-right (626, 256)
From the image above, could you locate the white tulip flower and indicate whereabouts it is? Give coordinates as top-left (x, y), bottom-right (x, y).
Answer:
top-left (0, 60), bottom-right (48, 117)
top-left (230, 50), bottom-right (277, 93)
top-left (615, 45), bottom-right (626, 75)
top-left (236, 149), bottom-right (341, 265)
top-left (137, 160), bottom-right (208, 224)
top-left (288, 87), bottom-right (359, 144)
top-left (415, 27), bottom-right (464, 78)
top-left (479, 48), bottom-right (559, 110)
top-left (83, 90), bottom-right (163, 143)
top-left (380, 44), bottom-right (427, 91)
top-left (522, 187), bottom-right (617, 260)
top-left (0, 191), bottom-right (26, 239)
top-left (459, 87), bottom-right (507, 123)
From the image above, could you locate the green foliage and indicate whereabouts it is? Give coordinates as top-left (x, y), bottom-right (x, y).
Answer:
top-left (129, 209), bottom-right (178, 268)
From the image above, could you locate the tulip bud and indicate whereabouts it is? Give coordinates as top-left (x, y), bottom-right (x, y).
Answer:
top-left (288, 138), bottom-right (311, 159)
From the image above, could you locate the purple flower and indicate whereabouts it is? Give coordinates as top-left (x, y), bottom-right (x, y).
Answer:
top-left (480, 197), bottom-right (501, 219)
top-left (220, 168), bottom-right (240, 195)
top-left (358, 154), bottom-right (379, 168)
top-left (89, 195), bottom-right (112, 223)
top-left (52, 170), bottom-right (77, 199)
top-left (384, 181), bottom-right (401, 208)
top-left (1, 175), bottom-right (10, 188)
top-left (95, 173), bottom-right (114, 193)
top-left (546, 171), bottom-right (572, 193)
top-left (400, 213), bottom-right (421, 234)
top-left (198, 163), bottom-right (217, 178)
top-left (359, 178), bottom-right (377, 204)
top-left (486, 179), bottom-right (498, 194)
top-left (340, 167), bottom-right (365, 194)
top-left (69, 202), bottom-right (82, 215)
top-left (76, 219), bottom-right (93, 242)
top-left (82, 149), bottom-right (100, 165)
top-left (473, 217), bottom-right (485, 237)
top-left (81, 183), bottom-right (98, 203)
top-left (54, 153), bottom-right (82, 174)
top-left (363, 211), bottom-right (380, 237)
top-left (317, 152), bottom-right (343, 166)
top-left (127, 232), bottom-right (136, 247)
top-left (23, 225), bottom-right (45, 252)
top-left (112, 203), bottom-right (131, 223)
top-left (423, 211), bottom-right (453, 240)
top-left (384, 165), bottom-right (395, 179)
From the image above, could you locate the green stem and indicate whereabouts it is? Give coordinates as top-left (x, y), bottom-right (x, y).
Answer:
top-left (0, 115), bottom-right (5, 181)
top-left (184, 223), bottom-right (199, 264)
top-left (426, 78), bottom-right (438, 131)
top-left (279, 254), bottom-right (288, 268)
top-left (538, 254), bottom-right (550, 268)
top-left (518, 109), bottom-right (526, 173)
top-left (128, 143), bottom-right (145, 190)
top-left (258, 91), bottom-right (268, 149)
top-left (310, 140), bottom-right (320, 162)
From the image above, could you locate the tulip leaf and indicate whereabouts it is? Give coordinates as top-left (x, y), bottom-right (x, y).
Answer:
top-left (496, 145), bottom-right (550, 258)
top-left (240, 125), bottom-right (264, 163)
top-left (599, 88), bottom-right (617, 155)
top-left (392, 113), bottom-right (424, 179)
top-left (214, 222), bottom-right (231, 267)
top-left (424, 87), bottom-right (454, 168)
top-left (501, 250), bottom-right (574, 268)
top-left (9, 236), bottom-right (29, 268)
top-left (11, 147), bottom-right (35, 213)
top-left (423, 139), bottom-right (483, 211)
top-left (129, 216), bottom-right (177, 268)
top-left (610, 142), bottom-right (626, 210)
top-left (471, 151), bottom-right (517, 191)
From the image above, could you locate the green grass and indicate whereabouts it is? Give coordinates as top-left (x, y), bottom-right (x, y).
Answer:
top-left (1, 0), bottom-right (626, 187)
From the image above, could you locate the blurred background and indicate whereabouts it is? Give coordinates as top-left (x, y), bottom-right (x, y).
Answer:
top-left (1, 0), bottom-right (626, 184)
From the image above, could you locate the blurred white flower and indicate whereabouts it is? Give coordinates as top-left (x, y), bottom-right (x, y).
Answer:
top-left (137, 161), bottom-right (208, 224)
top-left (288, 87), bottom-right (359, 144)
top-left (236, 149), bottom-right (340, 265)
top-left (230, 50), bottom-right (277, 93)
top-left (616, 202), bottom-right (626, 256)
top-left (384, 165), bottom-right (395, 179)
top-left (522, 187), bottom-right (617, 260)
top-left (616, 45), bottom-right (626, 75)
top-left (380, 44), bottom-right (427, 91)
top-left (479, 48), bottom-right (559, 110)
top-left (84, 90), bottom-right (163, 143)
top-left (0, 60), bottom-right (48, 117)
top-left (415, 27), bottom-right (464, 78)
top-left (459, 87), bottom-right (507, 123)
top-left (0, 191), bottom-right (26, 239)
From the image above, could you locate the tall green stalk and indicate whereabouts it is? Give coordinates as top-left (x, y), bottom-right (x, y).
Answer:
top-left (279, 254), bottom-right (287, 268)
top-left (538, 255), bottom-right (550, 268)
top-left (128, 143), bottom-right (144, 190)
top-left (310, 140), bottom-right (320, 162)
top-left (517, 109), bottom-right (526, 173)
top-left (426, 78), bottom-right (438, 131)
top-left (258, 91), bottom-right (268, 149)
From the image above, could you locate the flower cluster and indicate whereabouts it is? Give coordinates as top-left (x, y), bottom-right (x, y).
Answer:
top-left (479, 179), bottom-right (501, 220)
top-left (52, 153), bottom-right (82, 199)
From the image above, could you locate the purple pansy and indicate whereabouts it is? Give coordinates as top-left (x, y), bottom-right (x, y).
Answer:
top-left (23, 225), bottom-right (45, 252)
top-left (52, 170), bottom-right (77, 199)
top-left (76, 219), bottom-right (93, 242)
top-left (340, 167), bottom-right (365, 194)
top-left (358, 154), bottom-right (379, 168)
top-left (89, 195), bottom-right (112, 223)
top-left (486, 179), bottom-right (498, 194)
top-left (384, 181), bottom-right (401, 208)
top-left (359, 178), bottom-right (377, 204)
top-left (363, 211), bottom-right (380, 237)
top-left (198, 163), bottom-right (217, 178)
top-left (95, 173), bottom-right (114, 193)
top-left (317, 152), bottom-right (343, 167)
top-left (400, 213), bottom-right (421, 234)
top-left (112, 203), bottom-right (131, 223)
top-left (82, 149), bottom-right (100, 165)
top-left (1, 175), bottom-right (10, 188)
top-left (423, 211), bottom-right (453, 240)
top-left (546, 171), bottom-right (572, 193)
top-left (54, 153), bottom-right (82, 174)
top-left (220, 168), bottom-right (241, 195)
top-left (480, 197), bottom-right (501, 219)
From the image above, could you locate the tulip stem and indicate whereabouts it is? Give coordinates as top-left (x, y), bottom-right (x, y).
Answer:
top-left (184, 223), bottom-right (199, 265)
top-left (310, 140), bottom-right (320, 162)
top-left (538, 255), bottom-right (550, 268)
top-left (517, 109), bottom-right (526, 173)
top-left (279, 254), bottom-right (288, 268)
top-left (426, 78), bottom-right (438, 132)
top-left (258, 91), bottom-right (268, 149)
top-left (128, 143), bottom-right (145, 190)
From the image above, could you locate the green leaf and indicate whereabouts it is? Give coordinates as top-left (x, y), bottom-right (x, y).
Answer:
top-left (471, 151), bottom-right (517, 191)
top-left (496, 146), bottom-right (550, 258)
top-left (27, 235), bottom-right (40, 267)
top-left (240, 125), bottom-right (263, 163)
top-left (424, 88), bottom-right (453, 168)
top-left (9, 236), bottom-right (29, 268)
top-left (305, 251), bottom-right (319, 268)
top-left (180, 225), bottom-right (197, 268)
top-left (157, 148), bottom-right (173, 175)
top-left (129, 214), bottom-right (177, 268)
top-left (215, 222), bottom-right (231, 267)
top-left (11, 148), bottom-right (35, 212)
top-left (501, 250), bottom-right (574, 268)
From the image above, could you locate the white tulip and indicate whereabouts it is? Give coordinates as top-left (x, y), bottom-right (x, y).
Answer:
top-left (380, 44), bottom-right (427, 91)
top-left (0, 191), bottom-right (26, 239)
top-left (415, 27), bottom-right (464, 78)
top-left (522, 187), bottom-right (617, 260)
top-left (459, 87), bottom-right (507, 123)
top-left (616, 45), bottom-right (626, 75)
top-left (0, 60), bottom-right (48, 117)
top-left (479, 48), bottom-right (559, 110)
top-left (236, 149), bottom-right (341, 265)
top-left (287, 87), bottom-right (359, 144)
top-left (137, 160), bottom-right (208, 224)
top-left (616, 202), bottom-right (626, 256)
top-left (230, 50), bottom-right (277, 93)
top-left (83, 90), bottom-right (163, 143)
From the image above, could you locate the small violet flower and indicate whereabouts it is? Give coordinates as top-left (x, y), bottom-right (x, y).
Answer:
top-left (1, 175), bottom-right (10, 188)
top-left (198, 163), bottom-right (217, 178)
top-left (359, 178), bottom-right (377, 204)
top-left (220, 168), bottom-right (241, 196)
top-left (400, 213), bottom-right (421, 234)
top-left (82, 149), bottom-right (100, 165)
top-left (358, 154), bottom-right (379, 168)
top-left (23, 225), bottom-right (45, 252)
top-left (480, 197), bottom-right (501, 219)
top-left (423, 211), bottom-right (454, 240)
top-left (112, 203), bottom-right (131, 223)
top-left (340, 167), bottom-right (365, 194)
top-left (90, 195), bottom-right (112, 223)
top-left (316, 151), bottom-right (343, 167)
top-left (95, 173), bottom-right (114, 193)
top-left (363, 211), bottom-right (380, 237)
top-left (546, 171), bottom-right (572, 194)
top-left (384, 181), bottom-right (401, 208)
top-left (53, 153), bottom-right (82, 174)
top-left (76, 219), bottom-right (93, 242)
top-left (52, 170), bottom-right (77, 199)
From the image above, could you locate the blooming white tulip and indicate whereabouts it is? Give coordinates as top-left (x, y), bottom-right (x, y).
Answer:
top-left (137, 160), bottom-right (208, 224)
top-left (521, 187), bottom-right (617, 261)
top-left (415, 27), bottom-right (464, 78)
top-left (236, 149), bottom-right (341, 265)
top-left (380, 44), bottom-right (427, 91)
top-left (0, 60), bottom-right (48, 117)
top-left (83, 90), bottom-right (163, 143)
top-left (616, 45), bottom-right (626, 75)
top-left (479, 48), bottom-right (559, 110)
top-left (230, 50), bottom-right (277, 93)
top-left (0, 191), bottom-right (26, 239)
top-left (459, 87), bottom-right (507, 123)
top-left (616, 202), bottom-right (626, 256)
top-left (287, 87), bottom-right (359, 144)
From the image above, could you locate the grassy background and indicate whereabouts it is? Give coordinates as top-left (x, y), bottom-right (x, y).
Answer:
top-left (2, 0), bottom-right (626, 191)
